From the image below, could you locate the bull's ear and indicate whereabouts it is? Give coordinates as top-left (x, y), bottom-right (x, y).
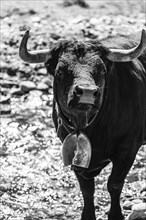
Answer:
top-left (45, 46), bottom-right (60, 75)
top-left (45, 40), bottom-right (68, 76)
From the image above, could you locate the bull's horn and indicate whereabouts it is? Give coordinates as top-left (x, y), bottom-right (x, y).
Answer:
top-left (19, 29), bottom-right (50, 63)
top-left (107, 29), bottom-right (146, 62)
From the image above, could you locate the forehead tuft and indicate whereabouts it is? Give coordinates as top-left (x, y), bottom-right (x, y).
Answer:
top-left (57, 41), bottom-right (109, 67)
top-left (62, 40), bottom-right (108, 55)
top-left (45, 39), bottom-right (109, 74)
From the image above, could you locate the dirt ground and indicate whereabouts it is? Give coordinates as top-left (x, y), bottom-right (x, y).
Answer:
top-left (0, 0), bottom-right (146, 220)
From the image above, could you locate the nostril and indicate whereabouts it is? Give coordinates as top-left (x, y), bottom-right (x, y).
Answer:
top-left (74, 86), bottom-right (83, 95)
top-left (93, 89), bottom-right (100, 97)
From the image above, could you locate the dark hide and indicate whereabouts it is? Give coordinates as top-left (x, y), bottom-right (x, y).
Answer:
top-left (45, 32), bottom-right (146, 220)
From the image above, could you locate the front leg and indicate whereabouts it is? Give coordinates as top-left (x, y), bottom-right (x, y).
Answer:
top-left (75, 171), bottom-right (96, 220)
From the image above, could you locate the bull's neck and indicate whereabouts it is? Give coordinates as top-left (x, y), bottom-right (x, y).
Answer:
top-left (57, 90), bottom-right (109, 135)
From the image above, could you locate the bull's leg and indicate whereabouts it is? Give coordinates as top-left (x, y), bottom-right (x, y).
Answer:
top-left (75, 172), bottom-right (96, 220)
top-left (107, 147), bottom-right (139, 220)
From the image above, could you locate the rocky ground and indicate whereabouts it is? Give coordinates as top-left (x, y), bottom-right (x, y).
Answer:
top-left (0, 0), bottom-right (146, 219)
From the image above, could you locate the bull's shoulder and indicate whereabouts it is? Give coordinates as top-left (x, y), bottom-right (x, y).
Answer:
top-left (101, 31), bottom-right (142, 50)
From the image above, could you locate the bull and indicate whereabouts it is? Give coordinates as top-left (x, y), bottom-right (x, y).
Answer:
top-left (19, 29), bottom-right (146, 220)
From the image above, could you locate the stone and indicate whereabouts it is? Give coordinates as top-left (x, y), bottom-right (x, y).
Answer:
top-left (132, 199), bottom-right (143, 206)
top-left (127, 203), bottom-right (146, 220)
top-left (28, 9), bottom-right (37, 15)
top-left (90, 18), bottom-right (98, 26)
top-left (7, 62), bottom-right (19, 76)
top-left (0, 183), bottom-right (11, 192)
top-left (0, 104), bottom-right (11, 115)
top-left (0, 61), bottom-right (7, 70)
top-left (141, 192), bottom-right (146, 202)
top-left (63, 0), bottom-right (89, 8)
top-left (50, 33), bottom-right (61, 40)
top-left (0, 79), bottom-right (18, 88)
top-left (31, 16), bottom-right (41, 23)
top-left (97, 217), bottom-right (104, 220)
top-left (10, 88), bottom-right (24, 96)
top-left (140, 182), bottom-right (146, 193)
top-left (123, 200), bottom-right (133, 210)
top-left (0, 95), bottom-right (11, 104)
top-left (126, 171), bottom-right (139, 183)
top-left (20, 81), bottom-right (36, 92)
top-left (41, 76), bottom-right (53, 87)
top-left (37, 82), bottom-right (49, 92)
top-left (132, 203), bottom-right (146, 211)
top-left (139, 168), bottom-right (146, 180)
top-left (38, 68), bottom-right (47, 75)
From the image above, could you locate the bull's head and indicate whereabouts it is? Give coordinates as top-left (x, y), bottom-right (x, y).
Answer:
top-left (19, 29), bottom-right (146, 129)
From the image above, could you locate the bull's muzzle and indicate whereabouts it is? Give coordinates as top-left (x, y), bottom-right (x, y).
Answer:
top-left (68, 85), bottom-right (100, 107)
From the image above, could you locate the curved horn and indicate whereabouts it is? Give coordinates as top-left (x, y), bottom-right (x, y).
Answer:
top-left (107, 29), bottom-right (146, 62)
top-left (19, 30), bottom-right (50, 63)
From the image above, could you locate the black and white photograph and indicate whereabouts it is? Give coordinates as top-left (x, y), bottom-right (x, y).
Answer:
top-left (1, 0), bottom-right (146, 219)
